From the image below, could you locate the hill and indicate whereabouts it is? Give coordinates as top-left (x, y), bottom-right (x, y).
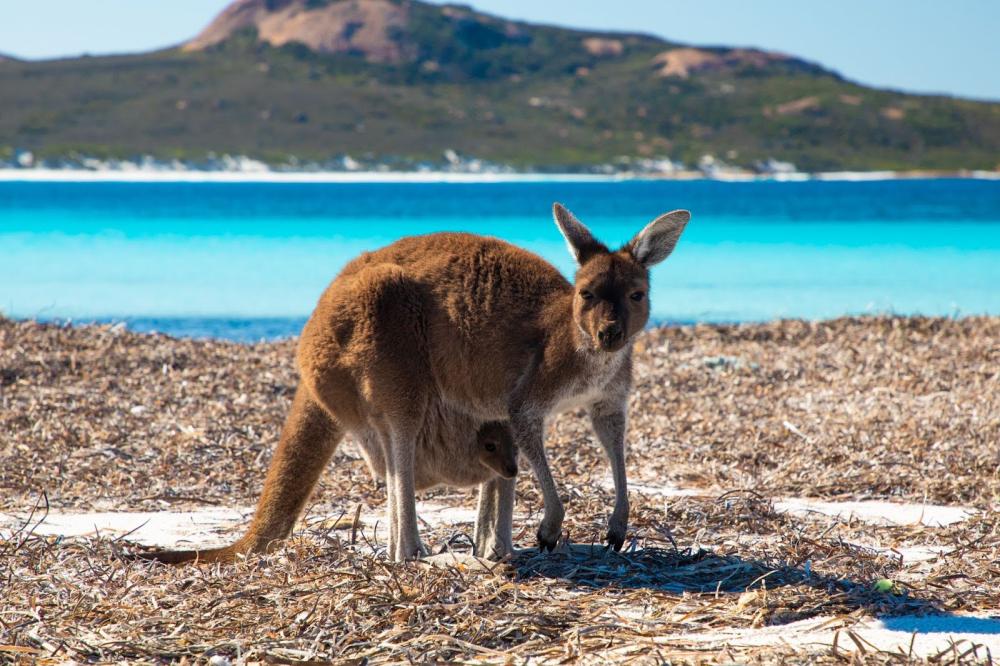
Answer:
top-left (1, 0), bottom-right (998, 172)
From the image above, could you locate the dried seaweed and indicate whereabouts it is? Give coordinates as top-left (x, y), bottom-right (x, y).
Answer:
top-left (2, 315), bottom-right (999, 664)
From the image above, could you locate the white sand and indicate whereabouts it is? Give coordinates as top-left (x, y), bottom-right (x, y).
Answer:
top-left (876, 544), bottom-right (954, 565)
top-left (0, 500), bottom-right (486, 549)
top-left (0, 168), bottom-right (623, 184)
top-left (1, 168), bottom-right (995, 184)
top-left (772, 497), bottom-right (975, 527)
top-left (646, 613), bottom-right (1000, 659)
top-left (3, 496), bottom-right (990, 659)
top-left (627, 481), bottom-right (705, 498)
top-left (4, 484), bottom-right (973, 555)
top-left (621, 481), bottom-right (976, 527)
top-left (0, 507), bottom-right (254, 548)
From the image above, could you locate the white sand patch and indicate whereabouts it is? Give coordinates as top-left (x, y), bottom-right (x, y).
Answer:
top-left (0, 500), bottom-right (495, 550)
top-left (866, 544), bottom-right (955, 566)
top-left (0, 507), bottom-right (253, 548)
top-left (0, 168), bottom-right (623, 184)
top-left (627, 482), bottom-right (706, 498)
top-left (621, 481), bottom-right (975, 527)
top-left (773, 497), bottom-right (974, 527)
top-left (5, 503), bottom-right (994, 659)
top-left (416, 503), bottom-right (481, 527)
top-left (644, 613), bottom-right (1000, 659)
top-left (815, 171), bottom-right (900, 181)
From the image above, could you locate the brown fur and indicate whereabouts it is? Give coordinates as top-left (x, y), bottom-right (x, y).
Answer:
top-left (353, 416), bottom-right (517, 489)
top-left (140, 203), bottom-right (689, 563)
top-left (475, 422), bottom-right (519, 481)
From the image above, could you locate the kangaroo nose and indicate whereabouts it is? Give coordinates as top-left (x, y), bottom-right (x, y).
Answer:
top-left (598, 323), bottom-right (623, 345)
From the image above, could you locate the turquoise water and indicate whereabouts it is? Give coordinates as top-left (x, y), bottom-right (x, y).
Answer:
top-left (1, 179), bottom-right (998, 340)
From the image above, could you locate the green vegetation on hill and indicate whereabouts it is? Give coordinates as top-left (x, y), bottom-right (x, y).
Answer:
top-left (1, 1), bottom-right (998, 171)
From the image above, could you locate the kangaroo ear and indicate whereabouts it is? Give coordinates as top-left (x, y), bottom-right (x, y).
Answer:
top-left (553, 203), bottom-right (608, 264)
top-left (626, 210), bottom-right (691, 267)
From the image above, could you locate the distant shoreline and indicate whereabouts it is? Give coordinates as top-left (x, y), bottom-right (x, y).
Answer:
top-left (11, 313), bottom-right (997, 343)
top-left (1, 168), bottom-right (998, 184)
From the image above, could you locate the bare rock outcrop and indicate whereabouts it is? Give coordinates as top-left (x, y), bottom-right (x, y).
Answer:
top-left (184, 0), bottom-right (413, 63)
top-left (582, 37), bottom-right (624, 57)
top-left (650, 47), bottom-right (794, 79)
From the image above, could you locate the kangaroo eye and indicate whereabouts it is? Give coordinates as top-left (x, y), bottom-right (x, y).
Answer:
top-left (485, 442), bottom-right (497, 452)
top-left (630, 291), bottom-right (645, 302)
top-left (580, 290), bottom-right (594, 301)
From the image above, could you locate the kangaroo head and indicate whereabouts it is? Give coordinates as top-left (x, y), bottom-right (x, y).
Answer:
top-left (553, 202), bottom-right (690, 353)
top-left (476, 421), bottom-right (518, 479)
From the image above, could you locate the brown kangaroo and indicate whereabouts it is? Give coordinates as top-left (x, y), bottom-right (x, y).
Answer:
top-left (353, 418), bottom-right (518, 491)
top-left (142, 415), bottom-right (515, 564)
top-left (470, 421), bottom-right (520, 482)
top-left (351, 416), bottom-right (518, 557)
top-left (140, 203), bottom-right (689, 563)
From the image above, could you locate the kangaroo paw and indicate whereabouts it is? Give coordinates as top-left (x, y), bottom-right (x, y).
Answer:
top-left (605, 527), bottom-right (626, 552)
top-left (536, 527), bottom-right (558, 552)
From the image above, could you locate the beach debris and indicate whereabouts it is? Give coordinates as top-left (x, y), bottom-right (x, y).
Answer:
top-left (2, 314), bottom-right (998, 662)
top-left (873, 578), bottom-right (900, 594)
top-left (697, 354), bottom-right (760, 370)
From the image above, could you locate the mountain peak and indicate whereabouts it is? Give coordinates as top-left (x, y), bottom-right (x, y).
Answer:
top-left (181, 0), bottom-right (671, 80)
top-left (184, 0), bottom-right (413, 63)
top-left (183, 0), bottom-right (828, 83)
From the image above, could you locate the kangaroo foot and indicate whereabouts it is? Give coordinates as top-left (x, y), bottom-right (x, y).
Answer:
top-left (605, 526), bottom-right (626, 551)
top-left (536, 526), bottom-right (559, 552)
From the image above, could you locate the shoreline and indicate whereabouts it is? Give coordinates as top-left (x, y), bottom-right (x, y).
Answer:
top-left (6, 313), bottom-right (998, 345)
top-left (1, 167), bottom-right (998, 184)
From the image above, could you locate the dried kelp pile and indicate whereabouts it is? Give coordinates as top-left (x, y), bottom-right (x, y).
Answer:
top-left (2, 315), bottom-right (999, 664)
top-left (627, 317), bottom-right (1000, 506)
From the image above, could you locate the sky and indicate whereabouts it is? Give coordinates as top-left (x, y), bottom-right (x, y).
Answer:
top-left (1, 0), bottom-right (997, 101)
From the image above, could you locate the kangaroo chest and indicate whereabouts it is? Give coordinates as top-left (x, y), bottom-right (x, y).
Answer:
top-left (548, 348), bottom-right (629, 416)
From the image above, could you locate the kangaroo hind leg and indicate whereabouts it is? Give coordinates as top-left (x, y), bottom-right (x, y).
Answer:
top-left (474, 476), bottom-right (516, 560)
top-left (383, 416), bottom-right (427, 561)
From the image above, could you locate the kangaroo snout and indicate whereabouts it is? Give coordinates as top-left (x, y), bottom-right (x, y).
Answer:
top-left (597, 322), bottom-right (624, 347)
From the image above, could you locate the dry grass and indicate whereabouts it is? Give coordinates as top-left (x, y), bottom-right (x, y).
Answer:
top-left (2, 315), bottom-right (999, 664)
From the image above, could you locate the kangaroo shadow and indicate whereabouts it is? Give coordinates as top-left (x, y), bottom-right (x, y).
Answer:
top-left (508, 542), bottom-right (945, 622)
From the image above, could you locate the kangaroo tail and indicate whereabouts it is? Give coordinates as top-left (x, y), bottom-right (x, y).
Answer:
top-left (137, 384), bottom-right (344, 565)
top-left (134, 544), bottom-right (243, 564)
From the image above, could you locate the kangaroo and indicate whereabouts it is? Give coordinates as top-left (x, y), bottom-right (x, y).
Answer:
top-left (354, 418), bottom-right (517, 491)
top-left (142, 415), bottom-right (515, 564)
top-left (140, 203), bottom-right (689, 563)
top-left (352, 416), bottom-right (518, 556)
top-left (471, 421), bottom-right (520, 482)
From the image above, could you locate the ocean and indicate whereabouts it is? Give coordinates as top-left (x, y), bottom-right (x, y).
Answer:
top-left (1, 178), bottom-right (998, 341)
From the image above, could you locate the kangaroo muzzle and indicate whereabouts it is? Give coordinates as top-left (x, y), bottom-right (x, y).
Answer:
top-left (597, 322), bottom-right (624, 349)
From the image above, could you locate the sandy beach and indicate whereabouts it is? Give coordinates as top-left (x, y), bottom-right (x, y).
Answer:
top-left (0, 168), bottom-right (626, 184)
top-left (1, 167), bottom-right (998, 184)
top-left (2, 315), bottom-right (999, 662)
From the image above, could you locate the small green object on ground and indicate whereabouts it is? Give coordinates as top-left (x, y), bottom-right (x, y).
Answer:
top-left (874, 578), bottom-right (895, 593)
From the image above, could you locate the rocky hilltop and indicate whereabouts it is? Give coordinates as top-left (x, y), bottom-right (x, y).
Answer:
top-left (184, 0), bottom-right (412, 62)
top-left (0, 0), bottom-right (997, 172)
top-left (181, 0), bottom-right (827, 82)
